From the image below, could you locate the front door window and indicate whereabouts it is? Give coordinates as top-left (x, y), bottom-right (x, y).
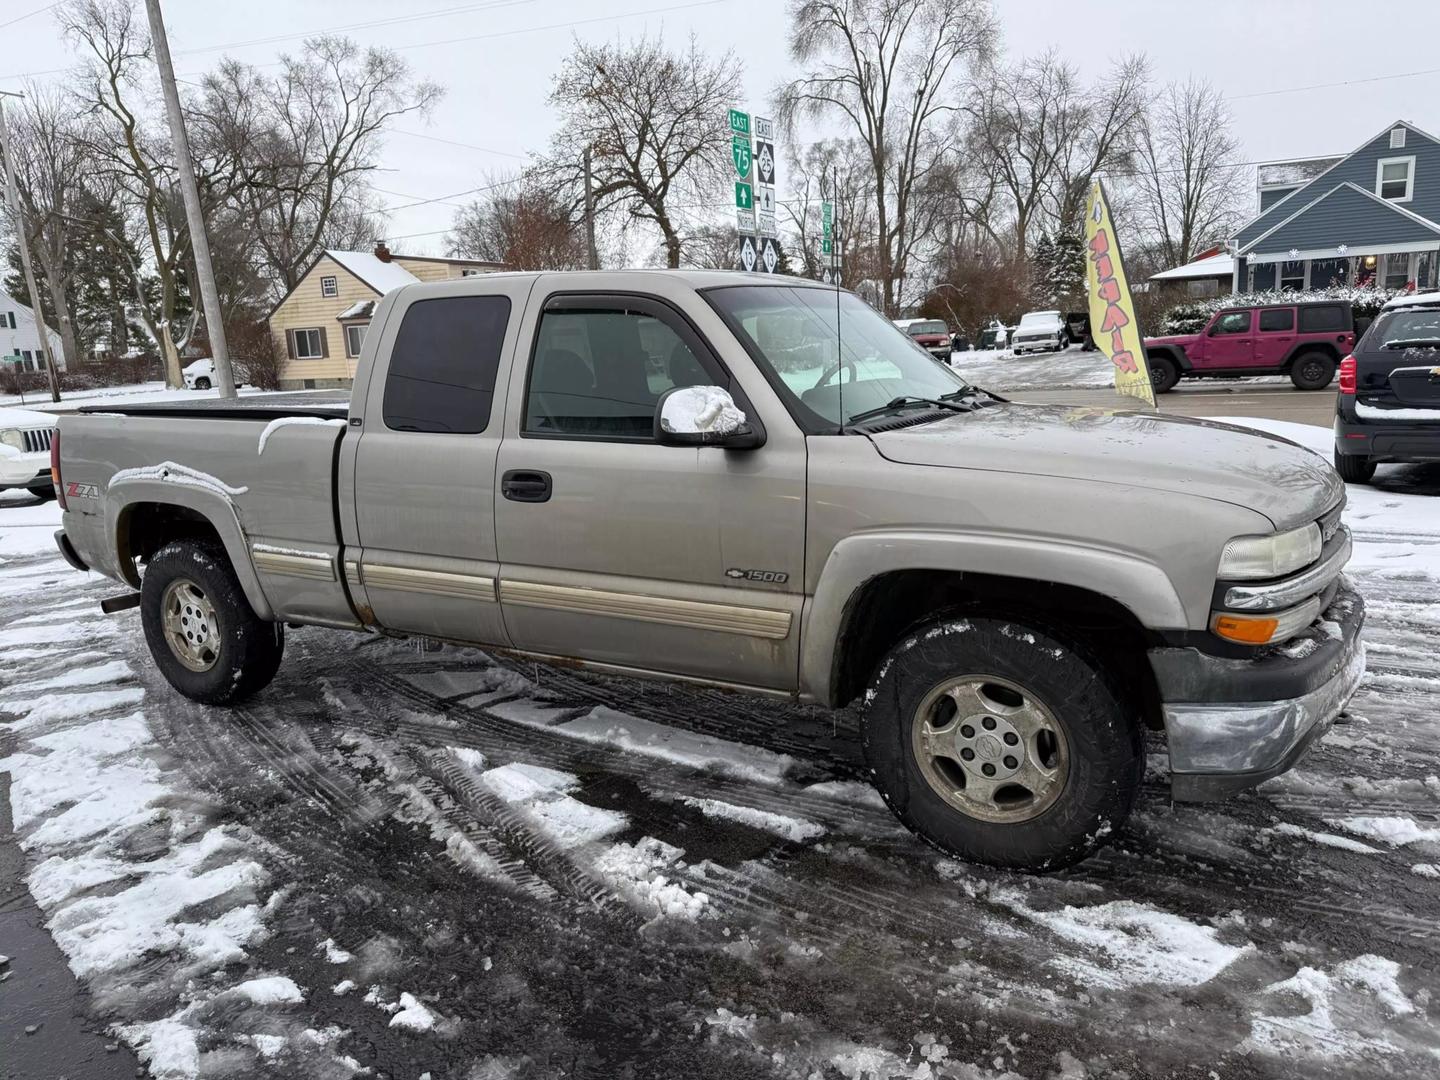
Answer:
top-left (1383, 252), bottom-right (1413, 291)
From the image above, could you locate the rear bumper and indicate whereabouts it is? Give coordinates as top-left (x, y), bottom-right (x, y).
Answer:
top-left (1149, 581), bottom-right (1365, 801)
top-left (1335, 406), bottom-right (1440, 462)
top-left (55, 529), bottom-right (90, 572)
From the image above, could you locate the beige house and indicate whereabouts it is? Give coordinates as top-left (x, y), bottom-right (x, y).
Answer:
top-left (268, 244), bottom-right (505, 388)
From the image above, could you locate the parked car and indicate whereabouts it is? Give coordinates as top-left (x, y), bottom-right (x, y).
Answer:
top-left (976, 322), bottom-right (1010, 350)
top-left (1012, 310), bottom-right (1068, 355)
top-left (53, 269), bottom-right (1362, 870)
top-left (1333, 291), bottom-right (1440, 483)
top-left (1063, 312), bottom-right (1095, 351)
top-left (1144, 301), bottom-right (1355, 393)
top-left (0, 406), bottom-right (58, 499)
top-left (183, 358), bottom-right (249, 390)
top-left (893, 318), bottom-right (953, 361)
top-left (951, 333), bottom-right (972, 353)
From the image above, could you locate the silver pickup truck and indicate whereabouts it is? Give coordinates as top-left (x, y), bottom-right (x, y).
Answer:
top-left (52, 270), bottom-right (1365, 869)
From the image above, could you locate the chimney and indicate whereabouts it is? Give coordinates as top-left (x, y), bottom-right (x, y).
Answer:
top-left (373, 241), bottom-right (392, 263)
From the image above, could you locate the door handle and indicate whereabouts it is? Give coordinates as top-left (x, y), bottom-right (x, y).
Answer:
top-left (501, 470), bottom-right (552, 503)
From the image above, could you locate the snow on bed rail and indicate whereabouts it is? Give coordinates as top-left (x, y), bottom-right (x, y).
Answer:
top-left (110, 461), bottom-right (248, 497)
top-left (256, 415), bottom-right (347, 455)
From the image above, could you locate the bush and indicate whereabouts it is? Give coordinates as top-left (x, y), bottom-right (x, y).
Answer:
top-left (1156, 285), bottom-right (1403, 336)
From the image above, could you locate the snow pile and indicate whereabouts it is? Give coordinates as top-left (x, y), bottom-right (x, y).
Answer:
top-left (554, 705), bottom-right (794, 784)
top-left (1001, 895), bottom-right (1251, 989)
top-left (681, 796), bottom-right (825, 842)
top-left (231, 975), bottom-right (305, 1005)
top-left (1327, 815), bottom-right (1440, 847)
top-left (478, 762), bottom-right (627, 849)
top-left (389, 991), bottom-right (437, 1032)
top-left (1268, 822), bottom-right (1381, 854)
top-left (1250, 954), bottom-right (1419, 1059)
top-left (595, 837), bottom-right (710, 920)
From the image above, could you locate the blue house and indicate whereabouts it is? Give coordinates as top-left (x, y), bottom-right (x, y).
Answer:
top-left (1231, 120), bottom-right (1440, 294)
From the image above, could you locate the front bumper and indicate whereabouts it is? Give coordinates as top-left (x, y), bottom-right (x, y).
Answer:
top-left (1150, 580), bottom-right (1366, 801)
top-left (1013, 338), bottom-right (1062, 354)
top-left (0, 459), bottom-right (51, 489)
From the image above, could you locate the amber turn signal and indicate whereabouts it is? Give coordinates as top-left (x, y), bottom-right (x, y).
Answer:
top-left (1211, 614), bottom-right (1280, 645)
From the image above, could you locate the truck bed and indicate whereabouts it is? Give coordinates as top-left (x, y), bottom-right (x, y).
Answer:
top-left (78, 391), bottom-right (349, 421)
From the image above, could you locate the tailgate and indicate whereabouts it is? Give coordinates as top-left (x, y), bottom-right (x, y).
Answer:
top-left (1383, 363), bottom-right (1440, 408)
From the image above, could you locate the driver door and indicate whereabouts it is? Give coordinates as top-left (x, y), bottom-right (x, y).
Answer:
top-left (493, 290), bottom-right (805, 691)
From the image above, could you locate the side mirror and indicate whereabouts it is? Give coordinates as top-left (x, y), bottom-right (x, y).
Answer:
top-left (654, 385), bottom-right (762, 449)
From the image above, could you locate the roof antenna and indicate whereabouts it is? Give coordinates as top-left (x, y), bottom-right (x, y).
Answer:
top-left (833, 164), bottom-right (844, 436)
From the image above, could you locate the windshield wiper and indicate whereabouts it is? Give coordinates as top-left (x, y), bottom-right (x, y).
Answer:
top-left (1383, 338), bottom-right (1440, 350)
top-left (848, 396), bottom-right (970, 424)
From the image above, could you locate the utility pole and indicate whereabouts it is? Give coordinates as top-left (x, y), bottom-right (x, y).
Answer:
top-left (583, 145), bottom-right (598, 270)
top-left (0, 91), bottom-right (61, 403)
top-left (144, 0), bottom-right (236, 398)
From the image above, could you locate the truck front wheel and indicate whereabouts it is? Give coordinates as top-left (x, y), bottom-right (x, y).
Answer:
top-left (861, 616), bottom-right (1143, 870)
top-left (140, 540), bottom-right (284, 705)
top-left (1147, 353), bottom-right (1180, 393)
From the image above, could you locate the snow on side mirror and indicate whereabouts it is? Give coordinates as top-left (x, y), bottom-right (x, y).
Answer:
top-left (654, 386), bottom-right (761, 449)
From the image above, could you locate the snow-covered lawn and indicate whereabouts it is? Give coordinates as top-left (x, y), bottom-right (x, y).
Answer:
top-left (2, 424), bottom-right (1439, 1077)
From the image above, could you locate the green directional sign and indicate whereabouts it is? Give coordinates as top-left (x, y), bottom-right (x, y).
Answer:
top-left (728, 108), bottom-right (750, 136)
top-left (732, 135), bottom-right (752, 179)
top-left (821, 201), bottom-right (834, 255)
top-left (735, 181), bottom-right (753, 210)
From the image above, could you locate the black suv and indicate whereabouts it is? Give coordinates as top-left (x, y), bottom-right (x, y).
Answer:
top-left (1334, 293), bottom-right (1440, 483)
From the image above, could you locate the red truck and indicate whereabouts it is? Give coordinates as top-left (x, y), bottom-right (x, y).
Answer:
top-left (1143, 300), bottom-right (1355, 393)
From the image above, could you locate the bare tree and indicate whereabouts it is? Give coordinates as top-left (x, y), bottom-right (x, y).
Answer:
top-left (0, 86), bottom-right (92, 368)
top-left (447, 176), bottom-right (585, 270)
top-left (537, 34), bottom-right (741, 269)
top-left (782, 139), bottom-right (879, 285)
top-left (681, 223), bottom-right (740, 270)
top-left (208, 39), bottom-right (441, 295)
top-left (964, 49), bottom-right (1147, 262)
top-left (1133, 77), bottom-right (1245, 269)
top-left (61, 0), bottom-right (246, 386)
top-left (777, 0), bottom-right (996, 316)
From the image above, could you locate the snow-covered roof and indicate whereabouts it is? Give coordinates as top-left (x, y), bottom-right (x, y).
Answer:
top-left (1257, 156), bottom-right (1343, 189)
top-left (1383, 290), bottom-right (1440, 310)
top-left (1149, 252), bottom-right (1235, 282)
top-left (325, 250), bottom-right (420, 294)
top-left (336, 299), bottom-right (376, 320)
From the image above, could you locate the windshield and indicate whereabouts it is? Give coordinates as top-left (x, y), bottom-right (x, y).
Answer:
top-left (906, 320), bottom-right (948, 336)
top-left (705, 285), bottom-right (969, 432)
top-left (1374, 308), bottom-right (1440, 349)
top-left (1019, 312), bottom-right (1059, 328)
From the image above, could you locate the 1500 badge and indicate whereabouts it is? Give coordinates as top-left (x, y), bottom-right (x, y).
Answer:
top-left (725, 568), bottom-right (788, 584)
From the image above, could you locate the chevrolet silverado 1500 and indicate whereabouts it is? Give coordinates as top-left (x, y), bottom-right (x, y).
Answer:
top-left (52, 270), bottom-right (1365, 869)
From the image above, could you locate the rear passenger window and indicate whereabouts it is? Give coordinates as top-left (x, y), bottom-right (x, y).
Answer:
top-left (383, 296), bottom-right (511, 433)
top-left (1258, 309), bottom-right (1294, 332)
top-left (1298, 305), bottom-right (1346, 333)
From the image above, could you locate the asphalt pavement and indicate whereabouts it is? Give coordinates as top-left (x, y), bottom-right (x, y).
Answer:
top-left (1013, 382), bottom-right (1339, 426)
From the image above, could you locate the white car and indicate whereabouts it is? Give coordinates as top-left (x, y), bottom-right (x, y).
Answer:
top-left (0, 406), bottom-right (58, 499)
top-left (1012, 310), bottom-right (1068, 355)
top-left (183, 358), bottom-right (218, 390)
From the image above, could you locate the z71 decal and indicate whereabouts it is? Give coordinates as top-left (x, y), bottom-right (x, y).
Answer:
top-left (725, 568), bottom-right (788, 584)
top-left (65, 482), bottom-right (100, 499)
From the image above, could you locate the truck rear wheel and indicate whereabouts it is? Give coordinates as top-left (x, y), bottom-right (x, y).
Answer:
top-left (1290, 352), bottom-right (1335, 390)
top-left (861, 616), bottom-right (1143, 870)
top-left (140, 539), bottom-right (284, 704)
top-left (1147, 353), bottom-right (1180, 393)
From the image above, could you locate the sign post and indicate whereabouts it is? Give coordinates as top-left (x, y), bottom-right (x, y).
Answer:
top-left (1084, 180), bottom-right (1155, 408)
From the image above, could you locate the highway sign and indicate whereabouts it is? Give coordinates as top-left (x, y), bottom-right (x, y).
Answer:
top-left (757, 209), bottom-right (777, 238)
top-left (821, 200), bottom-right (833, 254)
top-left (728, 108), bottom-right (750, 136)
top-left (735, 181), bottom-right (752, 210)
top-left (754, 116), bottom-right (774, 141)
top-left (822, 267), bottom-right (841, 286)
top-left (758, 236), bottom-right (781, 274)
top-left (732, 136), bottom-right (752, 179)
top-left (736, 208), bottom-right (755, 234)
top-left (756, 184), bottom-right (775, 213)
top-left (755, 140), bottom-right (776, 185)
top-left (739, 234), bottom-right (758, 272)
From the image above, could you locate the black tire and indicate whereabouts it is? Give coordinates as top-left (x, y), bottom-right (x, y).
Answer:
top-left (1147, 352), bottom-right (1181, 393)
top-left (194, 377), bottom-right (211, 390)
top-left (27, 484), bottom-right (56, 502)
top-left (1290, 352), bottom-right (1335, 391)
top-left (861, 615), bottom-right (1143, 870)
top-left (140, 539), bottom-right (284, 705)
top-left (1334, 450), bottom-right (1375, 484)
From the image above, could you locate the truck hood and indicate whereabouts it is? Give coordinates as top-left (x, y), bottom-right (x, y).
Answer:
top-left (1144, 333), bottom-right (1198, 348)
top-left (867, 403), bottom-right (1342, 529)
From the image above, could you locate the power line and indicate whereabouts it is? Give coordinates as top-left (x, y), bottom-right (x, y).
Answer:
top-left (0, 1), bottom-right (58, 32)
top-left (1228, 67), bottom-right (1440, 102)
top-left (389, 128), bottom-right (528, 160)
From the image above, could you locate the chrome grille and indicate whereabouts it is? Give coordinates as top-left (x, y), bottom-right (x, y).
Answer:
top-left (21, 427), bottom-right (56, 454)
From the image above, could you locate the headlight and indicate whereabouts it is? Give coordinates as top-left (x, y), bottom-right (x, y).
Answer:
top-left (1218, 523), bottom-right (1322, 580)
top-left (0, 429), bottom-right (23, 451)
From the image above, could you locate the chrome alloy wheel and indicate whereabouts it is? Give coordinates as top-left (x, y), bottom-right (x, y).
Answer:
top-left (911, 675), bottom-right (1070, 823)
top-left (161, 578), bottom-right (221, 673)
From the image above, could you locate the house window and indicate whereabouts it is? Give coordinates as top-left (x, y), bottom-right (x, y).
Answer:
top-left (1376, 155), bottom-right (1415, 202)
top-left (1390, 127), bottom-right (1406, 149)
top-left (320, 275), bottom-right (338, 298)
top-left (294, 328), bottom-right (324, 359)
top-left (461, 268), bottom-right (484, 277)
top-left (1382, 252), bottom-right (1412, 290)
top-left (344, 323), bottom-right (366, 358)
top-left (2, 312), bottom-right (14, 328)
top-left (1279, 261), bottom-right (1306, 291)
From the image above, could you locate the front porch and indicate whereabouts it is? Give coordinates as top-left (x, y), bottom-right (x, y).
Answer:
top-left (1244, 246), bottom-right (1440, 293)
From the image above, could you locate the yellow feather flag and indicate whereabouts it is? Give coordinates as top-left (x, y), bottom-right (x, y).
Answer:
top-left (1084, 180), bottom-right (1155, 408)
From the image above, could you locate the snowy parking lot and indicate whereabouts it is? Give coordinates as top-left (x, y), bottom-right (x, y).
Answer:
top-left (2, 420), bottom-right (1439, 1079)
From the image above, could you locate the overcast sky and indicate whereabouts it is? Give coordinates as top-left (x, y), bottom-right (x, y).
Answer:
top-left (5, 0), bottom-right (1440, 258)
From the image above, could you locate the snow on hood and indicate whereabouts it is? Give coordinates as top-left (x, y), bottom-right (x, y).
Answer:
top-left (867, 403), bottom-right (1342, 530)
top-left (0, 406), bottom-right (56, 428)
